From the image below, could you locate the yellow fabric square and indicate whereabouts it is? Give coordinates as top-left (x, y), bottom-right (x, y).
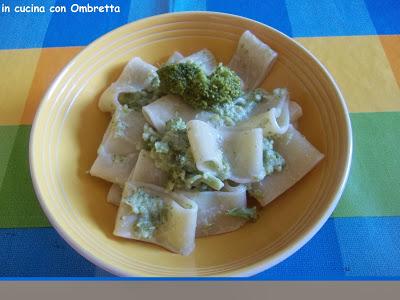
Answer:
top-left (296, 36), bottom-right (400, 113)
top-left (0, 49), bottom-right (41, 125)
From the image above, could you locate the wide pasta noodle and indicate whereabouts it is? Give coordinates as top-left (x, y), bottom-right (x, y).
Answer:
top-left (251, 125), bottom-right (324, 206)
top-left (114, 182), bottom-right (198, 255)
top-left (99, 57), bottom-right (158, 112)
top-left (229, 31), bottom-right (277, 90)
top-left (187, 120), bottom-right (265, 183)
top-left (126, 151), bottom-right (248, 238)
top-left (223, 181), bottom-right (246, 193)
top-left (107, 184), bottom-right (123, 206)
top-left (238, 103), bottom-right (290, 136)
top-left (90, 149), bottom-right (138, 185)
top-left (181, 187), bottom-right (247, 237)
top-left (90, 106), bottom-right (145, 184)
top-left (107, 150), bottom-right (168, 207)
top-left (128, 150), bottom-right (168, 187)
top-left (178, 49), bottom-right (217, 75)
top-left (187, 120), bottom-right (224, 176)
top-left (142, 95), bottom-right (197, 132)
top-left (289, 101), bottom-right (302, 122)
top-left (104, 106), bottom-right (146, 152)
top-left (247, 88), bottom-right (287, 116)
top-left (238, 88), bottom-right (290, 136)
top-left (222, 128), bottom-right (265, 183)
top-left (165, 51), bottom-right (184, 65)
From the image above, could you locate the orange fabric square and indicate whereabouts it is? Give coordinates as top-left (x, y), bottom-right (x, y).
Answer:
top-left (379, 35), bottom-right (400, 87)
top-left (21, 47), bottom-right (83, 124)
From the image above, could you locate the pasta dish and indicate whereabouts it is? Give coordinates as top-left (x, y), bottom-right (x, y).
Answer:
top-left (89, 31), bottom-right (324, 255)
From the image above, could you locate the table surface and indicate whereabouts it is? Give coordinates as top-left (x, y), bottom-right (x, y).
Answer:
top-left (0, 0), bottom-right (399, 279)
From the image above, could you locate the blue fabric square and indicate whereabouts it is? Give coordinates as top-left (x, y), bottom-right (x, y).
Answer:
top-left (0, 228), bottom-right (95, 276)
top-left (252, 218), bottom-right (346, 280)
top-left (207, 0), bottom-right (292, 36)
top-left (285, 0), bottom-right (376, 37)
top-left (43, 0), bottom-right (130, 47)
top-left (128, 0), bottom-right (170, 22)
top-left (364, 0), bottom-right (400, 34)
top-left (335, 217), bottom-right (400, 277)
top-left (0, 0), bottom-right (54, 49)
top-left (170, 0), bottom-right (206, 12)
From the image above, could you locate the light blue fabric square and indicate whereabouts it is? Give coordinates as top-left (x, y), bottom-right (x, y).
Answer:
top-left (0, 0), bottom-right (54, 49)
top-left (335, 217), bottom-right (400, 277)
top-left (285, 0), bottom-right (376, 37)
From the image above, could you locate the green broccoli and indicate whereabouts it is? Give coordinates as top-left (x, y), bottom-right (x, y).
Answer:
top-left (262, 138), bottom-right (285, 175)
top-left (156, 62), bottom-right (242, 110)
top-left (142, 118), bottom-right (224, 191)
top-left (118, 91), bottom-right (155, 111)
top-left (118, 77), bottom-right (161, 111)
top-left (225, 207), bottom-right (258, 222)
top-left (158, 62), bottom-right (208, 98)
top-left (207, 64), bottom-right (242, 106)
top-left (124, 187), bottom-right (170, 239)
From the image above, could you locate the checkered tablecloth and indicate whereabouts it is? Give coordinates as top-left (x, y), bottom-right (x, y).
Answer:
top-left (1, 0), bottom-right (399, 279)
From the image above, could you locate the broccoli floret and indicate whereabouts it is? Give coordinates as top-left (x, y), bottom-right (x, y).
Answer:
top-left (158, 62), bottom-right (208, 104)
top-left (124, 187), bottom-right (170, 239)
top-left (165, 117), bottom-right (187, 132)
top-left (118, 77), bottom-right (162, 111)
top-left (262, 138), bottom-right (285, 175)
top-left (156, 62), bottom-right (242, 110)
top-left (207, 64), bottom-right (242, 106)
top-left (118, 91), bottom-right (154, 111)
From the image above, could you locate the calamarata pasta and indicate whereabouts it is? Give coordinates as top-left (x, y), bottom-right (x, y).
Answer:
top-left (90, 31), bottom-right (324, 255)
